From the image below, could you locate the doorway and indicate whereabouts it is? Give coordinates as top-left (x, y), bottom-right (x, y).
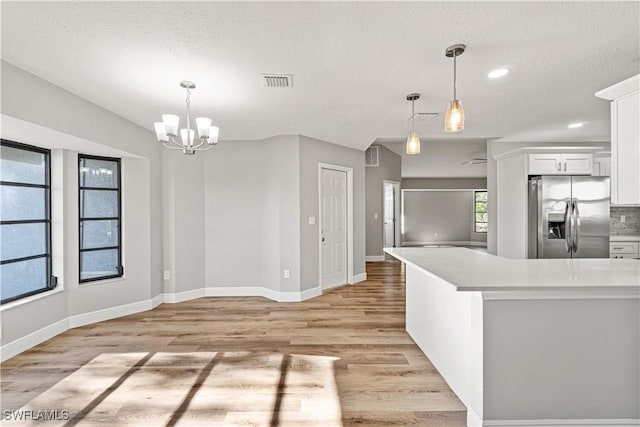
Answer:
top-left (319, 163), bottom-right (353, 290)
top-left (383, 180), bottom-right (401, 248)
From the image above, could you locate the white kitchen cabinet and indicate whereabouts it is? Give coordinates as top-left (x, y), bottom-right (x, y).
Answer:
top-left (610, 241), bottom-right (639, 259)
top-left (596, 75), bottom-right (640, 205)
top-left (592, 155), bottom-right (611, 177)
top-left (528, 153), bottom-right (593, 175)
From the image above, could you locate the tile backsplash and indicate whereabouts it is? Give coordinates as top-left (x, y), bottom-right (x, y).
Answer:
top-left (610, 207), bottom-right (640, 236)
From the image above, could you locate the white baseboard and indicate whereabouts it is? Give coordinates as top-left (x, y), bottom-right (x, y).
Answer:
top-left (1, 284), bottom-right (325, 361)
top-left (68, 299), bottom-right (153, 328)
top-left (480, 419), bottom-right (639, 426)
top-left (366, 255), bottom-right (385, 262)
top-left (163, 288), bottom-right (206, 304)
top-left (151, 294), bottom-right (164, 308)
top-left (352, 273), bottom-right (367, 283)
top-left (0, 318), bottom-right (69, 362)
top-left (205, 286), bottom-right (321, 302)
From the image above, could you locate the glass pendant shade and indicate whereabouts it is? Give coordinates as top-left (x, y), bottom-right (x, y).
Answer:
top-left (180, 128), bottom-right (195, 146)
top-left (162, 114), bottom-right (180, 136)
top-left (208, 126), bottom-right (220, 145)
top-left (154, 122), bottom-right (168, 142)
top-left (196, 117), bottom-right (212, 139)
top-left (406, 132), bottom-right (421, 155)
top-left (444, 99), bottom-right (465, 132)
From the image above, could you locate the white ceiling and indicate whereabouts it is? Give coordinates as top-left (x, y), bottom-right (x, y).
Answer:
top-left (1, 2), bottom-right (638, 153)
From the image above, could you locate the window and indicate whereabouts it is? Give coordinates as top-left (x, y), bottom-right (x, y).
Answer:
top-left (1, 140), bottom-right (55, 304)
top-left (78, 155), bottom-right (122, 282)
top-left (474, 190), bottom-right (488, 233)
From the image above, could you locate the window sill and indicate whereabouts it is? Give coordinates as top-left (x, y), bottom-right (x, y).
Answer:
top-left (0, 286), bottom-right (65, 312)
top-left (79, 276), bottom-right (127, 288)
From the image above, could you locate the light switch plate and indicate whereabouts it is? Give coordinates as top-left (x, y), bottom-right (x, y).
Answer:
top-left (309, 216), bottom-right (316, 225)
top-left (621, 215), bottom-right (626, 223)
top-left (164, 270), bottom-right (171, 280)
top-left (374, 213), bottom-right (378, 219)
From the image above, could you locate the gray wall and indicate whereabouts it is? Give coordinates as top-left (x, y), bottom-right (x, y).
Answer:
top-left (299, 135), bottom-right (366, 290)
top-left (365, 145), bottom-right (401, 257)
top-left (204, 136), bottom-right (301, 292)
top-left (402, 177), bottom-right (487, 189)
top-left (403, 190), bottom-right (486, 245)
top-left (1, 61), bottom-right (163, 345)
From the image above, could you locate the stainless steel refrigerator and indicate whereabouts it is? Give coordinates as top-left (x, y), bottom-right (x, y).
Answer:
top-left (528, 176), bottom-right (610, 259)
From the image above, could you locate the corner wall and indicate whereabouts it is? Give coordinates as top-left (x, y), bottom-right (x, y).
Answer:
top-left (365, 145), bottom-right (401, 258)
top-left (1, 61), bottom-right (162, 355)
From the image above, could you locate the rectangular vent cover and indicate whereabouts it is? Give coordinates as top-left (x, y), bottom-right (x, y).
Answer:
top-left (261, 74), bottom-right (293, 88)
top-left (366, 146), bottom-right (379, 167)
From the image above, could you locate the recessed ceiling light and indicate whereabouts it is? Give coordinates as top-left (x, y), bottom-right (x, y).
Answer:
top-left (568, 122), bottom-right (585, 129)
top-left (488, 68), bottom-right (510, 79)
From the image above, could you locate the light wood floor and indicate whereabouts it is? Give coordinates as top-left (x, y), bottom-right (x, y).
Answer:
top-left (1, 256), bottom-right (465, 426)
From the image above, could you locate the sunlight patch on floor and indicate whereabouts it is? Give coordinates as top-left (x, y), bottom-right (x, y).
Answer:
top-left (14, 352), bottom-right (342, 426)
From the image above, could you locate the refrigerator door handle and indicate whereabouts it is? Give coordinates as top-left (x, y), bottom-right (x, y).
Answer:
top-left (564, 199), bottom-right (573, 253)
top-left (572, 199), bottom-right (580, 253)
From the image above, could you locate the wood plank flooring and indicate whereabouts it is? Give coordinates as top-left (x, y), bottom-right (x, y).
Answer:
top-left (1, 255), bottom-right (466, 426)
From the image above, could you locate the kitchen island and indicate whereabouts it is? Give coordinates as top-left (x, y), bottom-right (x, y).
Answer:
top-left (385, 247), bottom-right (640, 427)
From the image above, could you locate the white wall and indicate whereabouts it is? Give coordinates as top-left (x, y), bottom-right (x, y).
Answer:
top-left (0, 61), bottom-right (162, 352)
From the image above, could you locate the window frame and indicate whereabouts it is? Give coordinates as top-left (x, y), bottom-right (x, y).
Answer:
top-left (1, 139), bottom-right (55, 304)
top-left (474, 190), bottom-right (488, 234)
top-left (78, 154), bottom-right (123, 283)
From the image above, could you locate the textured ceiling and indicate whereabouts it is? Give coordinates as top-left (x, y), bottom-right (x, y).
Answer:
top-left (1, 1), bottom-right (639, 152)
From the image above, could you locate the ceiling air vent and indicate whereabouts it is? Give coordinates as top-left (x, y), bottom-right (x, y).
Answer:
top-left (261, 74), bottom-right (293, 88)
top-left (366, 146), bottom-right (379, 167)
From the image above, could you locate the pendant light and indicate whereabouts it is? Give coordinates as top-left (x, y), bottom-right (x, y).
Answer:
top-left (444, 44), bottom-right (466, 132)
top-left (406, 93), bottom-right (421, 155)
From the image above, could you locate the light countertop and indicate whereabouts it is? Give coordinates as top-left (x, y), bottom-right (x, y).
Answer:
top-left (610, 235), bottom-right (640, 242)
top-left (384, 247), bottom-right (640, 292)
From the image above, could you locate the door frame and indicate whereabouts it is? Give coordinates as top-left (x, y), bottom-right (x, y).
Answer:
top-left (382, 180), bottom-right (401, 248)
top-left (318, 162), bottom-right (354, 290)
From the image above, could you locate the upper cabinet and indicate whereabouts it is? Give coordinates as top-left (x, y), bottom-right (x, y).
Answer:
top-left (596, 75), bottom-right (640, 206)
top-left (528, 153), bottom-right (593, 175)
top-left (592, 153), bottom-right (611, 177)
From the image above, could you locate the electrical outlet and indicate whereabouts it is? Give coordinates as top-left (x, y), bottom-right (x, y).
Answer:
top-left (309, 216), bottom-right (316, 225)
top-left (284, 269), bottom-right (290, 279)
top-left (621, 215), bottom-right (626, 223)
top-left (374, 213), bottom-right (378, 219)
top-left (164, 270), bottom-right (171, 280)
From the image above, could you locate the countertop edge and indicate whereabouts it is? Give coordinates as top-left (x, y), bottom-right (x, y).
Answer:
top-left (384, 247), bottom-right (640, 295)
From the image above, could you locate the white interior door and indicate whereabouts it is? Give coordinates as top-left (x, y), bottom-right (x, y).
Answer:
top-left (321, 168), bottom-right (347, 289)
top-left (384, 184), bottom-right (395, 247)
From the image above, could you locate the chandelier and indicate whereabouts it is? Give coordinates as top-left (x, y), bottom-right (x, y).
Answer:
top-left (153, 81), bottom-right (219, 155)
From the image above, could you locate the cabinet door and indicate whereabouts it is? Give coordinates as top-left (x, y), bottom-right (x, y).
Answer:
top-left (615, 92), bottom-right (640, 205)
top-left (562, 153), bottom-right (593, 175)
top-left (529, 154), bottom-right (561, 174)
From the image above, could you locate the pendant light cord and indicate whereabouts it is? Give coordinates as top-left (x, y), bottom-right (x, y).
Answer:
top-left (411, 99), bottom-right (415, 132)
top-left (453, 53), bottom-right (457, 100)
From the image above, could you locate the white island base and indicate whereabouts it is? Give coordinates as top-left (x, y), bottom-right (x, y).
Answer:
top-left (385, 247), bottom-right (640, 427)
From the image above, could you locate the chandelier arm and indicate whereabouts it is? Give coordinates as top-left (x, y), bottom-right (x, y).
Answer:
top-left (191, 139), bottom-right (207, 149)
top-left (164, 136), bottom-right (187, 149)
top-left (162, 142), bottom-right (186, 150)
top-left (193, 144), bottom-right (215, 152)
